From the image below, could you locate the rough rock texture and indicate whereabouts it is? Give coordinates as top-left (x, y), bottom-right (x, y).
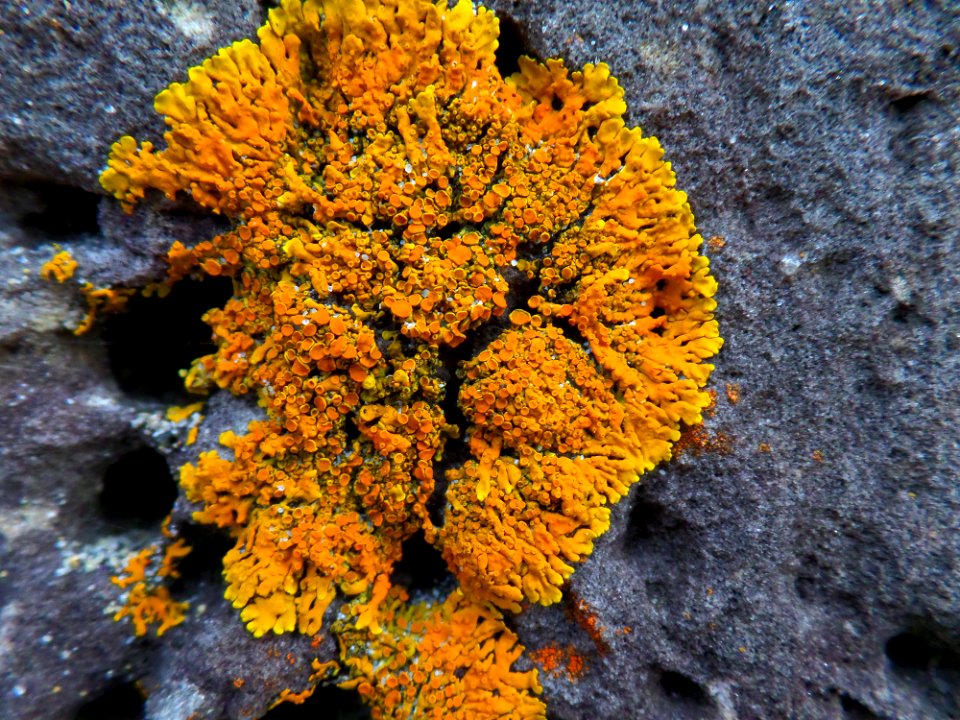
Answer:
top-left (0, 0), bottom-right (265, 190)
top-left (1, 1), bottom-right (958, 720)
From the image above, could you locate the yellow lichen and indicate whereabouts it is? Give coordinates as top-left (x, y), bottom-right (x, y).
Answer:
top-left (111, 539), bottom-right (191, 637)
top-left (38, 248), bottom-right (135, 334)
top-left (100, 0), bottom-right (720, 713)
top-left (166, 401), bottom-right (205, 423)
top-left (168, 402), bottom-right (205, 446)
top-left (75, 283), bottom-right (135, 335)
top-left (40, 247), bottom-right (78, 283)
top-left (337, 589), bottom-right (545, 719)
top-left (269, 659), bottom-right (340, 708)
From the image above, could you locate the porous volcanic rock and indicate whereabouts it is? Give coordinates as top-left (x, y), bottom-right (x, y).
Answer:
top-left (1, 1), bottom-right (958, 719)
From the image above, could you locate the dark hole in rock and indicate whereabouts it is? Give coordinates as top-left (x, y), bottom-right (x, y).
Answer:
top-left (390, 529), bottom-right (454, 598)
top-left (891, 301), bottom-right (928, 326)
top-left (891, 302), bottom-right (911, 323)
top-left (650, 306), bottom-right (665, 319)
top-left (169, 523), bottom-right (235, 589)
top-left (100, 447), bottom-right (177, 529)
top-left (74, 680), bottom-right (145, 720)
top-left (494, 14), bottom-right (531, 78)
top-left (886, 632), bottom-right (929, 669)
top-left (885, 631), bottom-right (945, 670)
top-left (626, 498), bottom-right (664, 542)
top-left (21, 183), bottom-right (100, 239)
top-left (885, 628), bottom-right (960, 713)
top-left (104, 275), bottom-right (234, 402)
top-left (839, 693), bottom-right (878, 719)
top-left (260, 682), bottom-right (371, 719)
top-left (884, 630), bottom-right (960, 716)
top-left (659, 669), bottom-right (710, 705)
top-left (890, 91), bottom-right (930, 114)
top-left (625, 494), bottom-right (696, 566)
top-left (551, 96), bottom-right (563, 112)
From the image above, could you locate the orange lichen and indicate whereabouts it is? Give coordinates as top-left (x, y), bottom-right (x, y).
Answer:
top-left (167, 402), bottom-right (204, 445)
top-left (672, 424), bottom-right (732, 458)
top-left (707, 235), bottom-right (726, 251)
top-left (529, 644), bottom-right (588, 681)
top-left (75, 283), bottom-right (135, 335)
top-left (724, 382), bottom-right (740, 404)
top-left (40, 247), bottom-right (77, 283)
top-left (100, 0), bottom-right (720, 714)
top-left (337, 589), bottom-right (545, 719)
top-left (267, 656), bottom-right (339, 707)
top-left (272, 687), bottom-right (316, 706)
top-left (111, 539), bottom-right (191, 636)
top-left (564, 593), bottom-right (610, 655)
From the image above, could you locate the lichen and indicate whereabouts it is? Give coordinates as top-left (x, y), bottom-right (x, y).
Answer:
top-left (529, 644), bottom-right (588, 682)
top-left (336, 589), bottom-right (546, 719)
top-left (98, 0), bottom-right (721, 714)
top-left (75, 284), bottom-right (134, 335)
top-left (40, 247), bottom-right (78, 283)
top-left (111, 536), bottom-right (191, 637)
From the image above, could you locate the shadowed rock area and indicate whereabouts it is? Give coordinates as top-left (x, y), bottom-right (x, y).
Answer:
top-left (1, 1), bottom-right (958, 719)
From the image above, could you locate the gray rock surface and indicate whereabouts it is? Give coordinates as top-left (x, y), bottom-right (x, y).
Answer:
top-left (0, 0), bottom-right (264, 190)
top-left (1, 1), bottom-right (958, 719)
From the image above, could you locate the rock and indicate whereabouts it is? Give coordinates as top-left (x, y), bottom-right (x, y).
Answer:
top-left (1, 1), bottom-right (957, 719)
top-left (0, 0), bottom-right (263, 190)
